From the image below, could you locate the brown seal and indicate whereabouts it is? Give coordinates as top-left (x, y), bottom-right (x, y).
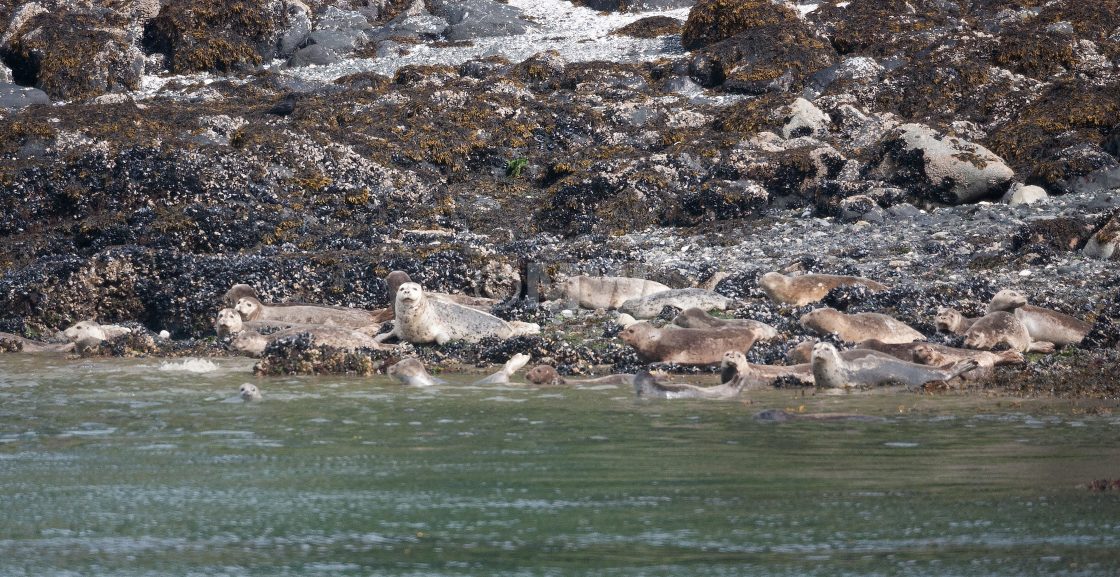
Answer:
top-left (962, 312), bottom-right (1055, 353)
top-left (934, 307), bottom-right (980, 335)
top-left (859, 339), bottom-right (1024, 380)
top-left (800, 307), bottom-right (924, 344)
top-left (672, 308), bottom-right (778, 340)
top-left (720, 351), bottom-right (813, 390)
top-left (526, 364), bottom-right (566, 385)
top-left (759, 272), bottom-right (888, 307)
top-left (619, 322), bottom-right (764, 365)
top-left (388, 357), bottom-right (445, 387)
top-left (987, 289), bottom-right (1091, 346)
top-left (223, 284), bottom-right (258, 307)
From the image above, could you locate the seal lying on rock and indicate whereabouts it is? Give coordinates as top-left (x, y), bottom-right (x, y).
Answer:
top-left (62, 320), bottom-right (132, 351)
top-left (963, 312), bottom-right (1055, 353)
top-left (859, 339), bottom-right (1024, 380)
top-left (473, 354), bottom-right (532, 385)
top-left (378, 282), bottom-right (538, 345)
top-left (720, 351), bottom-right (814, 390)
top-left (811, 342), bottom-right (978, 389)
top-left (671, 308), bottom-right (778, 340)
top-left (987, 289), bottom-right (1091, 346)
top-left (800, 307), bottom-right (924, 344)
top-left (385, 271), bottom-right (497, 313)
top-left (632, 371), bottom-right (744, 400)
top-left (388, 357), bottom-right (445, 387)
top-left (935, 307), bottom-right (980, 334)
top-left (0, 332), bottom-right (75, 353)
top-left (552, 275), bottom-right (671, 310)
top-left (619, 289), bottom-right (735, 319)
top-left (759, 272), bottom-right (888, 306)
top-left (239, 383), bottom-right (263, 402)
top-left (231, 326), bottom-right (387, 356)
top-left (223, 284), bottom-right (258, 307)
top-left (236, 297), bottom-right (391, 332)
top-left (214, 308), bottom-right (325, 337)
top-left (619, 322), bottom-right (764, 365)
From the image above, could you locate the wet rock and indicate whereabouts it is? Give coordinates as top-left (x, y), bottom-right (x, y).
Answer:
top-left (0, 82), bottom-right (48, 109)
top-left (872, 123), bottom-right (1014, 205)
top-left (287, 43), bottom-right (340, 68)
top-left (612, 16), bottom-right (683, 39)
top-left (142, 0), bottom-right (290, 74)
top-left (279, 1), bottom-right (311, 56)
top-left (370, 13), bottom-right (448, 41)
top-left (781, 97), bottom-right (830, 139)
top-left (428, 0), bottom-right (530, 41)
top-left (1051, 144), bottom-right (1120, 195)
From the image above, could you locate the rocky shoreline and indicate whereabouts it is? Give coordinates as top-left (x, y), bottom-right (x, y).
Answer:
top-left (0, 0), bottom-right (1117, 398)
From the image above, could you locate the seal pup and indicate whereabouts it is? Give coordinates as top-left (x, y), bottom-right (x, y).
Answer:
top-left (720, 351), bottom-right (814, 390)
top-left (619, 322), bottom-right (764, 365)
top-left (388, 357), bottom-right (445, 387)
top-left (811, 342), bottom-right (979, 389)
top-left (239, 383), bottom-right (263, 402)
top-left (619, 289), bottom-right (736, 319)
top-left (235, 297), bottom-right (390, 332)
top-left (987, 289), bottom-right (1091, 346)
top-left (0, 332), bottom-right (75, 353)
top-left (671, 308), bottom-right (778, 340)
top-left (632, 371), bottom-right (744, 400)
top-left (800, 307), bottom-right (924, 344)
top-left (551, 275), bottom-right (671, 310)
top-left (472, 353), bottom-right (532, 385)
top-left (62, 320), bottom-right (132, 351)
top-left (935, 307), bottom-right (980, 335)
top-left (963, 312), bottom-right (1055, 353)
top-left (230, 326), bottom-right (388, 356)
top-left (759, 272), bottom-right (888, 307)
top-left (379, 282), bottom-right (536, 345)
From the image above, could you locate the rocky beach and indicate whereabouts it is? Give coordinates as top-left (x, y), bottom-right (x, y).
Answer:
top-left (0, 0), bottom-right (1118, 397)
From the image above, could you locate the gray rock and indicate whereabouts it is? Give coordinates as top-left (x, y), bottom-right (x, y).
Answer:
top-left (0, 82), bottom-right (50, 109)
top-left (1002, 183), bottom-right (1048, 206)
top-left (279, 1), bottom-right (312, 57)
top-left (304, 29), bottom-right (366, 53)
top-left (370, 14), bottom-right (449, 42)
top-left (875, 123), bottom-right (1014, 204)
top-left (316, 7), bottom-right (371, 31)
top-left (428, 0), bottom-right (530, 41)
top-left (287, 44), bottom-right (341, 68)
top-left (781, 97), bottom-right (830, 139)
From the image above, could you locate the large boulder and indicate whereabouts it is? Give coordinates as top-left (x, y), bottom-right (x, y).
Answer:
top-left (142, 0), bottom-right (290, 74)
top-left (427, 0), bottom-right (530, 41)
top-left (872, 123), bottom-right (1014, 204)
top-left (0, 81), bottom-right (48, 109)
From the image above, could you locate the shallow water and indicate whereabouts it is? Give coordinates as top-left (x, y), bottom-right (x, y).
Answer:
top-left (1, 355), bottom-right (1119, 576)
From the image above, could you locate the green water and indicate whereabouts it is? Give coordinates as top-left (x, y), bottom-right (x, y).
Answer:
top-left (1, 355), bottom-right (1118, 576)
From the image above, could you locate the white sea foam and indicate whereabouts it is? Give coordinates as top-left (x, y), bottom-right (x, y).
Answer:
top-left (158, 359), bottom-right (218, 373)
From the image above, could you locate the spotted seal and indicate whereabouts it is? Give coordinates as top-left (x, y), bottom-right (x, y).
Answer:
top-left (223, 284), bottom-right (258, 307)
top-left (388, 357), bottom-right (445, 387)
top-left (230, 326), bottom-right (388, 356)
top-left (811, 342), bottom-right (979, 389)
top-left (473, 354), bottom-right (532, 385)
top-left (378, 282), bottom-right (537, 345)
top-left (759, 272), bottom-right (888, 307)
top-left (0, 332), bottom-right (75, 353)
top-left (632, 370), bottom-right (744, 400)
top-left (987, 289), bottom-right (1091, 346)
top-left (62, 320), bottom-right (132, 351)
top-left (719, 351), bottom-right (814, 390)
top-left (619, 322), bottom-right (765, 365)
top-left (935, 307), bottom-right (980, 334)
top-left (672, 308), bottom-right (778, 340)
top-left (214, 307), bottom-right (323, 337)
top-left (552, 275), bottom-right (671, 310)
top-left (385, 271), bottom-right (498, 313)
top-left (859, 339), bottom-right (1023, 380)
top-left (962, 312), bottom-right (1055, 353)
top-left (235, 297), bottom-right (390, 332)
top-left (239, 383), bottom-right (263, 402)
top-left (524, 365), bottom-right (637, 386)
top-left (619, 289), bottom-right (736, 319)
top-left (800, 307), bottom-right (924, 344)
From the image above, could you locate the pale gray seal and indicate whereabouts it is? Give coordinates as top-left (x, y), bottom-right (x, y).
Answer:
top-left (987, 289), bottom-right (1091, 346)
top-left (619, 288), bottom-right (736, 319)
top-left (239, 383), bottom-right (263, 402)
top-left (632, 371), bottom-right (744, 400)
top-left (377, 282), bottom-right (537, 345)
top-left (214, 307), bottom-right (323, 337)
top-left (800, 307), bottom-right (924, 344)
top-left (235, 296), bottom-right (391, 332)
top-left (62, 320), bottom-right (132, 351)
top-left (223, 284), bottom-right (258, 307)
top-left (859, 339), bottom-right (1024, 381)
top-left (720, 351), bottom-right (813, 390)
top-left (672, 308), bottom-right (778, 340)
top-left (230, 326), bottom-right (388, 356)
top-left (759, 272), bottom-right (888, 307)
top-left (388, 357), bottom-right (445, 387)
top-left (385, 271), bottom-right (498, 312)
top-left (552, 275), bottom-right (671, 310)
top-left (0, 332), bottom-right (75, 353)
top-left (619, 322), bottom-right (764, 365)
top-left (811, 342), bottom-right (979, 389)
top-left (963, 312), bottom-right (1055, 353)
top-left (472, 353), bottom-right (532, 385)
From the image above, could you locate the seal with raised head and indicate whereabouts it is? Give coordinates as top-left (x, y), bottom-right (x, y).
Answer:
top-left (473, 354), bottom-right (532, 385)
top-left (632, 371), bottom-right (744, 400)
top-left (720, 350), bottom-right (814, 390)
top-left (619, 322), bottom-right (764, 365)
top-left (388, 357), bottom-right (445, 387)
top-left (214, 308), bottom-right (322, 337)
top-left (963, 312), bottom-right (1055, 353)
top-left (385, 271), bottom-right (498, 313)
top-left (62, 320), bottom-right (132, 351)
top-left (239, 383), bottom-right (263, 402)
top-left (811, 342), bottom-right (979, 389)
top-left (935, 307), bottom-right (980, 335)
top-left (672, 308), bottom-right (778, 340)
top-left (987, 289), bottom-right (1091, 346)
top-left (235, 297), bottom-right (391, 331)
top-left (223, 284), bottom-right (258, 307)
top-left (759, 272), bottom-right (888, 307)
top-left (800, 307), bottom-right (924, 344)
top-left (619, 289), bottom-right (736, 319)
top-left (860, 339), bottom-right (1024, 368)
top-left (526, 364), bottom-right (566, 385)
top-left (552, 275), bottom-right (671, 310)
top-left (379, 282), bottom-right (537, 345)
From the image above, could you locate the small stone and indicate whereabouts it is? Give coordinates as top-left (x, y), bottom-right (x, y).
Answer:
top-left (1019, 269), bottom-right (1032, 277)
top-left (1003, 183), bottom-right (1048, 206)
top-left (158, 330), bottom-right (171, 339)
top-left (560, 309), bottom-right (574, 318)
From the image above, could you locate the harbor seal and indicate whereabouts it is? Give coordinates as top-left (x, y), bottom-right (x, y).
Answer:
top-left (472, 353), bottom-right (532, 385)
top-left (552, 275), bottom-right (672, 310)
top-left (672, 308), bottom-right (778, 340)
top-left (379, 282), bottom-right (536, 345)
top-left (811, 342), bottom-right (979, 389)
top-left (526, 364), bottom-right (566, 385)
top-left (935, 307), bottom-right (980, 334)
top-left (0, 332), bottom-right (75, 353)
top-left (619, 322), bottom-right (764, 365)
top-left (214, 308), bottom-right (326, 337)
top-left (388, 357), bottom-right (445, 387)
top-left (385, 271), bottom-right (498, 312)
top-left (239, 383), bottom-right (263, 402)
top-left (230, 326), bottom-right (388, 356)
top-left (223, 284), bottom-right (258, 307)
top-left (632, 370), bottom-right (744, 400)
top-left (235, 297), bottom-right (390, 332)
top-left (62, 320), bottom-right (132, 351)
top-left (986, 289), bottom-right (1091, 346)
top-left (800, 307), bottom-right (924, 344)
top-left (759, 272), bottom-right (888, 307)
top-left (720, 351), bottom-right (814, 390)
top-left (963, 312), bottom-right (1055, 353)
top-left (859, 339), bottom-right (1023, 380)
top-left (619, 289), bottom-right (736, 319)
